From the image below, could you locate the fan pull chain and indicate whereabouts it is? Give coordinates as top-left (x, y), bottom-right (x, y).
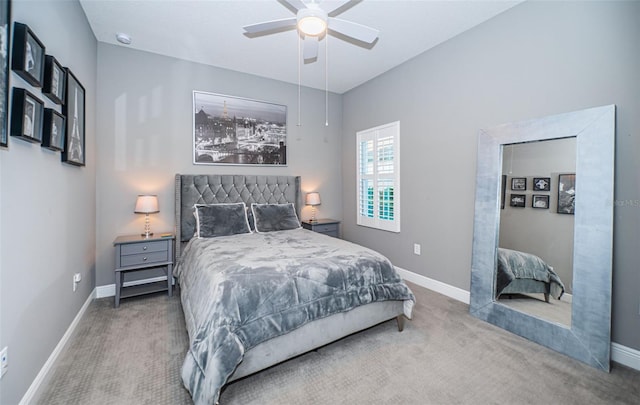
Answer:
top-left (297, 33), bottom-right (301, 127)
top-left (325, 34), bottom-right (329, 126)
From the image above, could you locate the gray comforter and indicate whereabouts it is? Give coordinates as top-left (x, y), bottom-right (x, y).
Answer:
top-left (496, 248), bottom-right (565, 299)
top-left (174, 228), bottom-right (415, 404)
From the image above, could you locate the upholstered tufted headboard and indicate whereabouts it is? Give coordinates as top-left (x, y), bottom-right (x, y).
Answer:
top-left (175, 174), bottom-right (301, 258)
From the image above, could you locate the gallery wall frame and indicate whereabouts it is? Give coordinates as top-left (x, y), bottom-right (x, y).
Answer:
top-left (533, 177), bottom-right (551, 191)
top-left (0, 0), bottom-right (11, 147)
top-left (511, 177), bottom-right (526, 191)
top-left (532, 194), bottom-right (550, 209)
top-left (193, 90), bottom-right (287, 166)
top-left (42, 55), bottom-right (65, 105)
top-left (11, 22), bottom-right (45, 87)
top-left (10, 87), bottom-right (43, 143)
top-left (62, 68), bottom-right (85, 166)
top-left (500, 174), bottom-right (506, 209)
top-left (557, 173), bottom-right (576, 214)
top-left (509, 194), bottom-right (526, 208)
top-left (41, 108), bottom-right (65, 151)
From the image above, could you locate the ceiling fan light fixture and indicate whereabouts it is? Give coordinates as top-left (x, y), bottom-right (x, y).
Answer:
top-left (297, 8), bottom-right (327, 37)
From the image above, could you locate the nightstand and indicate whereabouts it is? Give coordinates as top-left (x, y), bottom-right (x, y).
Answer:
top-left (302, 219), bottom-right (340, 238)
top-left (113, 233), bottom-right (174, 308)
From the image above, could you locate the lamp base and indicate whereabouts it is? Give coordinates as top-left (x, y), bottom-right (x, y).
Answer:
top-left (141, 232), bottom-right (154, 238)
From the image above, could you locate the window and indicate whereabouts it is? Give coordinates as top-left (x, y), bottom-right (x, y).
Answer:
top-left (356, 121), bottom-right (400, 232)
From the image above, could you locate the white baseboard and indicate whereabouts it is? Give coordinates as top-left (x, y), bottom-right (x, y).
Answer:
top-left (396, 267), bottom-right (639, 371)
top-left (19, 288), bottom-right (96, 405)
top-left (95, 276), bottom-right (170, 298)
top-left (611, 342), bottom-right (640, 371)
top-left (395, 266), bottom-right (470, 304)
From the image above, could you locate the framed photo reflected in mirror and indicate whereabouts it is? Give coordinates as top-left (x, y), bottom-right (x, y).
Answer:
top-left (511, 177), bottom-right (526, 191)
top-left (532, 194), bottom-right (549, 209)
top-left (509, 194), bottom-right (526, 208)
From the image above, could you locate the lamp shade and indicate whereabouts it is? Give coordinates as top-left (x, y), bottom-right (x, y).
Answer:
top-left (134, 195), bottom-right (159, 214)
top-left (305, 192), bottom-right (321, 206)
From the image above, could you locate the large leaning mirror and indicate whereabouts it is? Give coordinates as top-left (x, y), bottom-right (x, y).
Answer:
top-left (470, 105), bottom-right (615, 371)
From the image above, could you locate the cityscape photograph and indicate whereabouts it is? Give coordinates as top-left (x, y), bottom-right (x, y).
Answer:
top-left (193, 91), bottom-right (287, 165)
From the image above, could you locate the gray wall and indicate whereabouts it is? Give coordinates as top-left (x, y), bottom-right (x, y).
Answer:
top-left (95, 43), bottom-right (343, 286)
top-left (499, 138), bottom-right (576, 293)
top-left (0, 1), bottom-right (97, 404)
top-left (342, 1), bottom-right (640, 350)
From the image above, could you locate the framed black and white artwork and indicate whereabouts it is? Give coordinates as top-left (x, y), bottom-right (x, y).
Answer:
top-left (532, 194), bottom-right (550, 209)
top-left (533, 177), bottom-right (551, 191)
top-left (0, 0), bottom-right (10, 147)
top-left (41, 108), bottom-right (65, 151)
top-left (511, 177), bottom-right (526, 191)
top-left (557, 174), bottom-right (576, 214)
top-left (62, 69), bottom-right (85, 166)
top-left (193, 91), bottom-right (287, 165)
top-left (509, 194), bottom-right (526, 208)
top-left (42, 55), bottom-right (66, 105)
top-left (11, 22), bottom-right (45, 87)
top-left (500, 174), bottom-right (507, 209)
top-left (10, 87), bottom-right (43, 143)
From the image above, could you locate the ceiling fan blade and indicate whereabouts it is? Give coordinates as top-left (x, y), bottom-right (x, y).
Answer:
top-left (328, 18), bottom-right (379, 44)
top-left (279, 0), bottom-right (308, 13)
top-left (243, 17), bottom-right (297, 34)
top-left (324, 0), bottom-right (362, 17)
top-left (303, 36), bottom-right (319, 61)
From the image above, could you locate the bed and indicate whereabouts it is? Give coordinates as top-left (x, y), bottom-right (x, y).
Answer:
top-left (496, 247), bottom-right (565, 303)
top-left (173, 174), bottom-right (415, 404)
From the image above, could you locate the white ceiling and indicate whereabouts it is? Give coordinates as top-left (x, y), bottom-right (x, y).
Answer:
top-left (79, 0), bottom-right (522, 94)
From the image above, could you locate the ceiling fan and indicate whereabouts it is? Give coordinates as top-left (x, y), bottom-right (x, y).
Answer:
top-left (243, 0), bottom-right (379, 62)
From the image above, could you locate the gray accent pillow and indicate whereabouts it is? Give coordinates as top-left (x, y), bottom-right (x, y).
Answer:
top-left (194, 203), bottom-right (252, 238)
top-left (251, 203), bottom-right (301, 232)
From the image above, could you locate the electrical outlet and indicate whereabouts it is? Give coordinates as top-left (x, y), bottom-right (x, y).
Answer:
top-left (73, 273), bottom-right (82, 292)
top-left (413, 243), bottom-right (421, 255)
top-left (1, 346), bottom-right (7, 378)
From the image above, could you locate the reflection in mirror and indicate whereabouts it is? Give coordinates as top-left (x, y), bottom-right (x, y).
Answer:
top-left (469, 105), bottom-right (615, 371)
top-left (497, 138), bottom-right (576, 327)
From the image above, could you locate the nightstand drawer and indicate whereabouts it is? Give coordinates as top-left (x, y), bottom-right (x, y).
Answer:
top-left (313, 224), bottom-right (337, 233)
top-left (120, 251), bottom-right (169, 267)
top-left (121, 240), bottom-right (168, 255)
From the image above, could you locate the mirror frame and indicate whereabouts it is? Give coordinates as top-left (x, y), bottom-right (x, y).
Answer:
top-left (470, 105), bottom-right (615, 371)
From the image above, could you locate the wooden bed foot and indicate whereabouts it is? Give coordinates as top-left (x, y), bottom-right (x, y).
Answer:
top-left (396, 315), bottom-right (405, 332)
top-left (544, 293), bottom-right (550, 303)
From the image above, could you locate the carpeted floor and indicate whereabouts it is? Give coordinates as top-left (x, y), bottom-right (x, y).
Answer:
top-left (36, 282), bottom-right (639, 404)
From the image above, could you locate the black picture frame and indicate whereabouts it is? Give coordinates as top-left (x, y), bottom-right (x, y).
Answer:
top-left (533, 177), bottom-right (551, 191)
top-left (11, 22), bottom-right (45, 87)
top-left (500, 174), bottom-right (507, 209)
top-left (62, 69), bottom-right (85, 166)
top-left (42, 55), bottom-right (65, 105)
top-left (557, 173), bottom-right (576, 215)
top-left (532, 194), bottom-right (550, 209)
top-left (41, 108), bottom-right (65, 151)
top-left (511, 177), bottom-right (526, 191)
top-left (0, 0), bottom-right (11, 147)
top-left (509, 194), bottom-right (526, 208)
top-left (10, 87), bottom-right (44, 143)
top-left (193, 91), bottom-right (287, 165)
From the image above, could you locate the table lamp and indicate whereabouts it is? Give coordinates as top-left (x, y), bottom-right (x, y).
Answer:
top-left (305, 192), bottom-right (321, 222)
top-left (134, 195), bottom-right (159, 237)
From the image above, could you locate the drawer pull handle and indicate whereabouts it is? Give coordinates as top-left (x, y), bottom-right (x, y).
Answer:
top-left (143, 257), bottom-right (148, 261)
top-left (143, 246), bottom-right (147, 250)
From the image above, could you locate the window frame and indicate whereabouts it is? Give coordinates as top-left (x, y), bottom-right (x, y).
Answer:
top-left (356, 121), bottom-right (400, 233)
